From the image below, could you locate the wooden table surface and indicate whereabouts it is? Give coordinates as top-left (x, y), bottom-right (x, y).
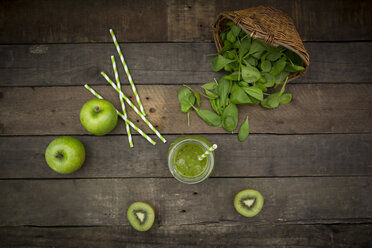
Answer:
top-left (1, 0), bottom-right (372, 247)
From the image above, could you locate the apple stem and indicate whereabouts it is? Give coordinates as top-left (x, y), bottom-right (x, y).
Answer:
top-left (56, 153), bottom-right (64, 159)
top-left (94, 106), bottom-right (100, 113)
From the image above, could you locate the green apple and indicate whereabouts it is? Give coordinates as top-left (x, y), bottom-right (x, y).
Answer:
top-left (80, 99), bottom-right (118, 135)
top-left (45, 136), bottom-right (85, 174)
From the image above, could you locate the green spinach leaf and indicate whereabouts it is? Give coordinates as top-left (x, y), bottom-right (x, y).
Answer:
top-left (220, 30), bottom-right (227, 42)
top-left (217, 78), bottom-right (231, 109)
top-left (238, 37), bottom-right (251, 59)
top-left (220, 40), bottom-right (233, 54)
top-left (238, 80), bottom-right (249, 87)
top-left (224, 63), bottom-right (233, 71)
top-left (258, 77), bottom-right (267, 84)
top-left (254, 82), bottom-right (268, 92)
top-left (284, 50), bottom-right (303, 66)
top-left (226, 21), bottom-right (234, 26)
top-left (183, 85), bottom-right (200, 107)
top-left (275, 71), bottom-right (290, 86)
top-left (242, 86), bottom-right (263, 101)
top-left (226, 30), bottom-right (236, 43)
top-left (248, 95), bottom-right (260, 106)
top-left (262, 72), bottom-right (275, 87)
top-left (194, 90), bottom-right (201, 107)
top-left (261, 77), bottom-right (289, 109)
top-left (245, 56), bottom-right (258, 67)
top-left (202, 82), bottom-right (218, 90)
top-left (192, 107), bottom-right (222, 127)
top-left (230, 25), bottom-right (241, 37)
top-left (178, 87), bottom-right (195, 113)
top-left (230, 84), bottom-right (253, 105)
top-left (230, 62), bottom-right (240, 71)
top-left (285, 63), bottom-right (305, 72)
top-left (223, 71), bottom-right (240, 81)
top-left (210, 98), bottom-right (219, 114)
top-left (260, 60), bottom-right (272, 72)
top-left (222, 103), bottom-right (238, 132)
top-left (241, 64), bottom-right (261, 83)
top-left (279, 93), bottom-right (292, 105)
top-left (238, 116), bottom-right (249, 142)
top-left (204, 89), bottom-right (219, 100)
top-left (247, 39), bottom-right (266, 59)
top-left (261, 92), bottom-right (281, 109)
top-left (270, 56), bottom-right (287, 76)
top-left (210, 55), bottom-right (235, 72)
top-left (266, 51), bottom-right (282, 61)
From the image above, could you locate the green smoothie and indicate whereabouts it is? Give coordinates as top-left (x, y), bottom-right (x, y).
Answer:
top-left (174, 142), bottom-right (208, 178)
top-left (168, 135), bottom-right (215, 184)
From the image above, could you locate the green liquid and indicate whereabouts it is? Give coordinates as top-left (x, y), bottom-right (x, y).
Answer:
top-left (174, 143), bottom-right (208, 178)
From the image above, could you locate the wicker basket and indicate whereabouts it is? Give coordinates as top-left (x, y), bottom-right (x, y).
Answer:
top-left (212, 6), bottom-right (310, 81)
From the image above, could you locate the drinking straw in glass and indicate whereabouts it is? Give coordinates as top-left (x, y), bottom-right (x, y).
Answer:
top-left (198, 144), bottom-right (217, 160)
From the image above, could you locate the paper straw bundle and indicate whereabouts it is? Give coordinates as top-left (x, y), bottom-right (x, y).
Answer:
top-left (101, 72), bottom-right (166, 144)
top-left (84, 84), bottom-right (156, 146)
top-left (83, 29), bottom-right (166, 147)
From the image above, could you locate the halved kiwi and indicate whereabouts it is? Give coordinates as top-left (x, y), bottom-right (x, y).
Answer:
top-left (234, 188), bottom-right (264, 217)
top-left (127, 202), bottom-right (155, 231)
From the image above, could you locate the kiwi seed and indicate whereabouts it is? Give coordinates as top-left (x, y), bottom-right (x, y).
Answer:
top-left (127, 201), bottom-right (155, 231)
top-left (234, 188), bottom-right (264, 218)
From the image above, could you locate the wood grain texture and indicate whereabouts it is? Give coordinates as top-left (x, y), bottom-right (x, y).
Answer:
top-left (0, 134), bottom-right (371, 179)
top-left (0, 0), bottom-right (168, 43)
top-left (0, 178), bottom-right (371, 226)
top-left (0, 84), bottom-right (371, 135)
top-left (0, 0), bottom-right (371, 43)
top-left (1, 42), bottom-right (371, 87)
top-left (0, 224), bottom-right (371, 247)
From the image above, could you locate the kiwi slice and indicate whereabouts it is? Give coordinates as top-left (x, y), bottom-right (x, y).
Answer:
top-left (234, 188), bottom-right (264, 217)
top-left (127, 202), bottom-right (155, 231)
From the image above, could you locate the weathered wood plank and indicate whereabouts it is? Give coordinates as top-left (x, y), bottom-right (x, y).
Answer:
top-left (0, 42), bottom-right (371, 87)
top-left (0, 0), bottom-right (168, 43)
top-left (0, 43), bottom-right (217, 87)
top-left (0, 224), bottom-right (371, 247)
top-left (0, 178), bottom-right (371, 226)
top-left (0, 134), bottom-right (371, 178)
top-left (0, 84), bottom-right (371, 135)
top-left (0, 0), bottom-right (371, 43)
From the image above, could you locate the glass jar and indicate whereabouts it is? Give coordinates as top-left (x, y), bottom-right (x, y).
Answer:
top-left (168, 135), bottom-right (215, 184)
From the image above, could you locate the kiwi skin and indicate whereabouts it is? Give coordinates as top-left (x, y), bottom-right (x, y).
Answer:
top-left (127, 201), bottom-right (155, 232)
top-left (234, 188), bottom-right (264, 218)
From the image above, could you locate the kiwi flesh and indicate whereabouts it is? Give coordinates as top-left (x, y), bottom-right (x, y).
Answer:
top-left (234, 188), bottom-right (264, 217)
top-left (127, 202), bottom-right (155, 231)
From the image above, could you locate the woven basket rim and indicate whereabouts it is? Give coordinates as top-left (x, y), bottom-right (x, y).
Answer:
top-left (212, 8), bottom-right (310, 81)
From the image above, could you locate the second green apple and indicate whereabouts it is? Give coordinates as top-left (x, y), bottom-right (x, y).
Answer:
top-left (80, 99), bottom-right (118, 135)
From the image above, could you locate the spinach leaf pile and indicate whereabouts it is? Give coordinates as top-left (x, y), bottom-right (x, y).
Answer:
top-left (178, 21), bottom-right (305, 142)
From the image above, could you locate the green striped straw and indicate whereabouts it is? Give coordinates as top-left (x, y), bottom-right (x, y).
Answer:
top-left (198, 144), bottom-right (218, 160)
top-left (111, 55), bottom-right (133, 148)
top-left (109, 29), bottom-right (146, 116)
top-left (101, 72), bottom-right (167, 143)
top-left (84, 84), bottom-right (156, 146)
